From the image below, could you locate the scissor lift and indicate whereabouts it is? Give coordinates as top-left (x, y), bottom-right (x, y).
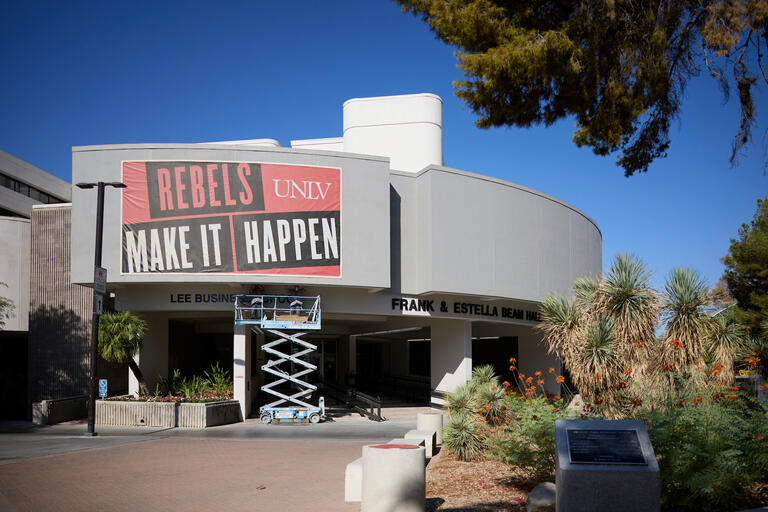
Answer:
top-left (234, 294), bottom-right (325, 424)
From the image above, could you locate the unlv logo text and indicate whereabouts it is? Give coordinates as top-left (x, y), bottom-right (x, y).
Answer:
top-left (273, 179), bottom-right (333, 200)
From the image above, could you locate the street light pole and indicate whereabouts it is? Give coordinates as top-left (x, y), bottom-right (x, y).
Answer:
top-left (77, 181), bottom-right (126, 437)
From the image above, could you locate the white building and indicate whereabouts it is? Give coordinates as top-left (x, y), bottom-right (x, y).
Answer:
top-left (56, 93), bottom-right (601, 418)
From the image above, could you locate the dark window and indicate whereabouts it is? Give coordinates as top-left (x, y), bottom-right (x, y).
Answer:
top-left (0, 171), bottom-right (66, 204)
top-left (408, 339), bottom-right (430, 377)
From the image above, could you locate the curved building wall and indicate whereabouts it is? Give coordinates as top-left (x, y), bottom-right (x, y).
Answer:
top-left (393, 167), bottom-right (601, 301)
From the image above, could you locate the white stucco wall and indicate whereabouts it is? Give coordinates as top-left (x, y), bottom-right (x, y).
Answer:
top-left (0, 217), bottom-right (30, 331)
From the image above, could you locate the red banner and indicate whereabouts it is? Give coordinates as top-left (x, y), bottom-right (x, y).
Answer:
top-left (121, 161), bottom-right (341, 277)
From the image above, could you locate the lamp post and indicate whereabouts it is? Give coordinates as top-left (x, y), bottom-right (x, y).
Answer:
top-left (76, 181), bottom-right (126, 436)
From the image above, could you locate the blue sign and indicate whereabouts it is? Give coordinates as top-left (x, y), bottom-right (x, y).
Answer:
top-left (98, 379), bottom-right (108, 398)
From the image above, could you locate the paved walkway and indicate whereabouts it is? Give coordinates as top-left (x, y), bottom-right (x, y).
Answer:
top-left (0, 407), bottom-right (435, 511)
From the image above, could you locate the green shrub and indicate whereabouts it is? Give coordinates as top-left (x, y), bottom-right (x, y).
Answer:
top-left (443, 413), bottom-right (485, 461)
top-left (155, 369), bottom-right (183, 397)
top-left (485, 395), bottom-right (571, 480)
top-left (635, 386), bottom-right (768, 511)
top-left (180, 375), bottom-right (210, 398)
top-left (204, 363), bottom-right (233, 396)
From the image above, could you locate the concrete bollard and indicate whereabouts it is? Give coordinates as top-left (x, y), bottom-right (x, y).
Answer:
top-left (362, 444), bottom-right (426, 512)
top-left (417, 411), bottom-right (444, 445)
top-left (345, 457), bottom-right (365, 502)
top-left (404, 429), bottom-right (436, 457)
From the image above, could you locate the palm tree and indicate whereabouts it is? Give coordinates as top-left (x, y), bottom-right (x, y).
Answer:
top-left (98, 311), bottom-right (148, 394)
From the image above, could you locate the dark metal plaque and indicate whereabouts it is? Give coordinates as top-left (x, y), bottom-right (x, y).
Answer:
top-left (567, 429), bottom-right (646, 465)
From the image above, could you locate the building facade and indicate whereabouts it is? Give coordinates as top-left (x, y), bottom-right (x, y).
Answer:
top-left (66, 93), bottom-right (601, 418)
top-left (0, 150), bottom-right (71, 419)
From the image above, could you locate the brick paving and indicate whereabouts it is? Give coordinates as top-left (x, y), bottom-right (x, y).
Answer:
top-left (0, 437), bottom-right (362, 511)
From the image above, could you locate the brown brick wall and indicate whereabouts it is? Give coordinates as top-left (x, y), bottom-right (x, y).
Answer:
top-left (28, 205), bottom-right (127, 408)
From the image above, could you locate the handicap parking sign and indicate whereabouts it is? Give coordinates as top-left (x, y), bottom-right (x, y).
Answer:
top-left (98, 379), bottom-right (108, 398)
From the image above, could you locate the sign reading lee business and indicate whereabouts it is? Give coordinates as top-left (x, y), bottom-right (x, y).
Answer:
top-left (121, 161), bottom-right (341, 277)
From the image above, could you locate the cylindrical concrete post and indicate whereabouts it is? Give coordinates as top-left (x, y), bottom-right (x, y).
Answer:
top-left (417, 411), bottom-right (444, 445)
top-left (362, 444), bottom-right (425, 512)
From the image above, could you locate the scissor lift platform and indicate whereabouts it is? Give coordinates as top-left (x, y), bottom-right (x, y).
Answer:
top-left (234, 295), bottom-right (325, 423)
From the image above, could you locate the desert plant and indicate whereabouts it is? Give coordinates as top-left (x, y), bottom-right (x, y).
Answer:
top-left (539, 254), bottom-right (661, 415)
top-left (660, 267), bottom-right (711, 370)
top-left (445, 383), bottom-right (474, 419)
top-left (704, 313), bottom-right (746, 382)
top-left (442, 413), bottom-right (485, 461)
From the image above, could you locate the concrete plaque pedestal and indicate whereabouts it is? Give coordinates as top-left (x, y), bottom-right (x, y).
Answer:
top-left (555, 420), bottom-right (660, 512)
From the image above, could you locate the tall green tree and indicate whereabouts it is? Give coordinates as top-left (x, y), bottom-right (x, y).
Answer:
top-left (98, 311), bottom-right (148, 394)
top-left (723, 197), bottom-right (768, 333)
top-left (395, 0), bottom-right (768, 176)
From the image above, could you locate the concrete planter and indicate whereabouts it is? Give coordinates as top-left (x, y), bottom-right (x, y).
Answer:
top-left (177, 401), bottom-right (241, 428)
top-left (32, 395), bottom-right (88, 425)
top-left (96, 400), bottom-right (177, 427)
top-left (95, 399), bottom-right (241, 428)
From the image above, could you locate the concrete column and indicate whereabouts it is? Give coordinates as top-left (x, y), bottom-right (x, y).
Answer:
top-left (234, 324), bottom-right (252, 420)
top-left (129, 312), bottom-right (168, 395)
top-left (349, 334), bottom-right (357, 376)
top-left (430, 319), bottom-right (472, 405)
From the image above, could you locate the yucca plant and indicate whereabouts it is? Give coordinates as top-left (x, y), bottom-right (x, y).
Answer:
top-left (597, 254), bottom-right (659, 372)
top-left (539, 254), bottom-right (661, 415)
top-left (661, 267), bottom-right (710, 369)
top-left (704, 314), bottom-right (746, 382)
top-left (442, 413), bottom-right (485, 461)
top-left (98, 311), bottom-right (148, 395)
top-left (445, 383), bottom-right (474, 419)
top-left (470, 364), bottom-right (499, 387)
top-left (539, 295), bottom-right (581, 363)
top-left (472, 380), bottom-right (507, 425)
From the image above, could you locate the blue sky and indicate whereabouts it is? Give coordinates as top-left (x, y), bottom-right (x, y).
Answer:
top-left (1, 1), bottom-right (765, 293)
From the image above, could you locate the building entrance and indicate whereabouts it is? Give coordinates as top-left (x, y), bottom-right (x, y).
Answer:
top-left (168, 318), bottom-right (233, 379)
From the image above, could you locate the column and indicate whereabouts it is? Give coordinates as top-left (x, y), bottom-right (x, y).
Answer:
top-left (129, 312), bottom-right (168, 395)
top-left (234, 324), bottom-right (252, 420)
top-left (349, 334), bottom-right (357, 381)
top-left (429, 319), bottom-right (471, 406)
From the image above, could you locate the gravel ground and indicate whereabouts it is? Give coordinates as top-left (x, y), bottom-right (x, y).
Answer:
top-left (426, 449), bottom-right (541, 511)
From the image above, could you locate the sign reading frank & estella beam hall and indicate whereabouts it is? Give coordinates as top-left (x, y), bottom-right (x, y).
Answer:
top-left (121, 161), bottom-right (341, 277)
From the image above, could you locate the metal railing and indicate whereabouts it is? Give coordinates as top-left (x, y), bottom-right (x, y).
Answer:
top-left (347, 389), bottom-right (384, 422)
top-left (234, 294), bottom-right (321, 330)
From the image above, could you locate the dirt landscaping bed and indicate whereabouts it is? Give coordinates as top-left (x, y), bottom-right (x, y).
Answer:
top-left (426, 449), bottom-right (542, 511)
